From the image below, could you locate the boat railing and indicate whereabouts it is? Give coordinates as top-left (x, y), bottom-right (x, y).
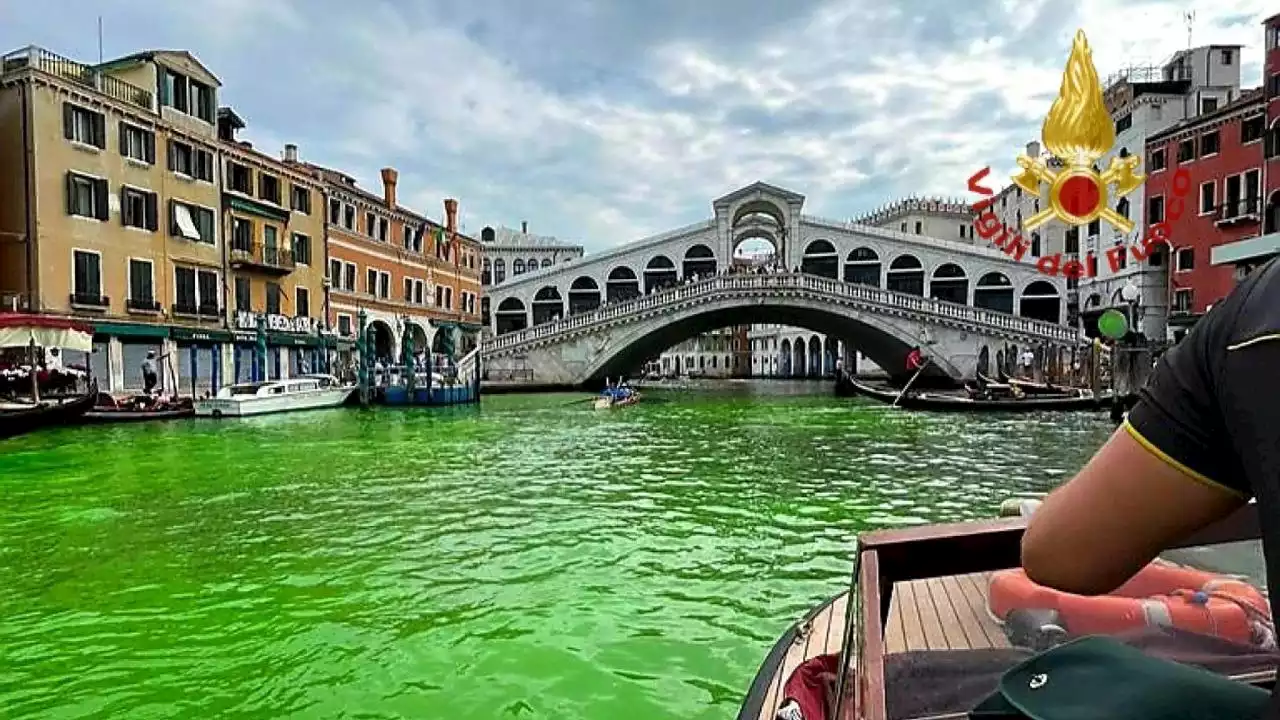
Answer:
top-left (840, 504), bottom-right (1266, 720)
top-left (482, 273), bottom-right (1080, 356)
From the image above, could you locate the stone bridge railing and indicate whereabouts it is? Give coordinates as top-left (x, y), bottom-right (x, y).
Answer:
top-left (481, 273), bottom-right (1080, 357)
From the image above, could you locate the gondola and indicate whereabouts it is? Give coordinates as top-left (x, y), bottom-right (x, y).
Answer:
top-left (81, 393), bottom-right (195, 424)
top-left (839, 373), bottom-right (1108, 412)
top-left (987, 370), bottom-right (1084, 397)
top-left (0, 390), bottom-right (96, 439)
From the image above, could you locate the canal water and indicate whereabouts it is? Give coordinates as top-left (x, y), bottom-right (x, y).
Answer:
top-left (0, 381), bottom-right (1115, 719)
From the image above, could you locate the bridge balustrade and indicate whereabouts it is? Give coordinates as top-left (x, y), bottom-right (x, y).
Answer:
top-left (481, 272), bottom-right (1077, 355)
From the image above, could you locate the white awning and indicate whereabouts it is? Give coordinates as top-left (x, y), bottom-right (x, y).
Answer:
top-left (174, 203), bottom-right (202, 241)
top-left (0, 325), bottom-right (92, 351)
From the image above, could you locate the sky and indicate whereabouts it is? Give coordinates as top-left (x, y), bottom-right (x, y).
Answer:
top-left (1, 0), bottom-right (1273, 252)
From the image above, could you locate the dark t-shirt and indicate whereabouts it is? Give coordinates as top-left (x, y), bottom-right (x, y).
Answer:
top-left (1125, 257), bottom-right (1280, 705)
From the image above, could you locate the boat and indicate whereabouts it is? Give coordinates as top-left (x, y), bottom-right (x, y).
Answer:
top-left (193, 374), bottom-right (355, 418)
top-left (986, 370), bottom-right (1087, 397)
top-left (81, 393), bottom-right (195, 423)
top-left (0, 313), bottom-right (98, 439)
top-left (838, 372), bottom-right (1109, 412)
top-left (594, 383), bottom-right (640, 409)
top-left (735, 503), bottom-right (1272, 720)
top-left (0, 391), bottom-right (96, 439)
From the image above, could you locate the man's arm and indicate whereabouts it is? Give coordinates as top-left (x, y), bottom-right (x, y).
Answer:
top-left (1022, 268), bottom-right (1265, 595)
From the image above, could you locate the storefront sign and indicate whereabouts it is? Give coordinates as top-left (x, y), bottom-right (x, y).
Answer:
top-left (234, 311), bottom-right (316, 335)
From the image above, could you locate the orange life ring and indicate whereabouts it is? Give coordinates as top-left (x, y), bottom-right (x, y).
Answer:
top-left (989, 563), bottom-right (1271, 647)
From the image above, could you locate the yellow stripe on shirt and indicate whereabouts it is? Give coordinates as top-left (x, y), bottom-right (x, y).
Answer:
top-left (1121, 419), bottom-right (1247, 499)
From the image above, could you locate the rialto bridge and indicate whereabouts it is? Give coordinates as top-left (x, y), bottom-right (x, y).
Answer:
top-left (479, 183), bottom-right (1078, 387)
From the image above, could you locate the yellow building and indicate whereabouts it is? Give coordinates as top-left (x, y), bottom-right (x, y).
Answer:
top-left (216, 108), bottom-right (329, 382)
top-left (0, 45), bottom-right (331, 394)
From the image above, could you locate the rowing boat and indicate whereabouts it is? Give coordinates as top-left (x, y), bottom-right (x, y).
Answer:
top-left (839, 373), bottom-right (1108, 413)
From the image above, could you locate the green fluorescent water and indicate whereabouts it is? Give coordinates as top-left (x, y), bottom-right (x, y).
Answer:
top-left (0, 381), bottom-right (1115, 720)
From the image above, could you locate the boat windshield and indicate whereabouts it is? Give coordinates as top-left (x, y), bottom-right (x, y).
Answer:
top-left (820, 521), bottom-right (1273, 720)
top-left (227, 383), bottom-right (269, 396)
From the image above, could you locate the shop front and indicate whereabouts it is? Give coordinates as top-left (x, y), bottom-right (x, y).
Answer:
top-left (90, 321), bottom-right (170, 394)
top-left (170, 327), bottom-right (230, 397)
top-left (231, 311), bottom-right (329, 382)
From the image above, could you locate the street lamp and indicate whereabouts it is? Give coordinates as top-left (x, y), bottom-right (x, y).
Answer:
top-left (1120, 280), bottom-right (1140, 338)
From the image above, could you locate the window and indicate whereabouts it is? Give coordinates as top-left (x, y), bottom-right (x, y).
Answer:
top-left (197, 270), bottom-right (218, 312)
top-left (170, 201), bottom-right (214, 243)
top-left (1149, 148), bottom-right (1166, 171)
top-left (378, 272), bottom-right (390, 299)
top-left (263, 226), bottom-right (278, 253)
top-left (328, 259), bottom-right (342, 285)
top-left (259, 174), bottom-right (281, 205)
top-left (444, 287), bottom-right (452, 310)
top-left (338, 315), bottom-right (353, 337)
top-left (119, 123), bottom-right (155, 163)
top-left (1115, 113), bottom-right (1132, 133)
top-left (158, 68), bottom-right (215, 123)
top-left (414, 280), bottom-right (424, 305)
top-left (229, 163), bottom-right (253, 194)
top-left (121, 187), bottom-right (158, 231)
top-left (190, 80), bottom-right (215, 123)
top-left (343, 263), bottom-right (356, 292)
top-left (1199, 182), bottom-right (1216, 214)
top-left (1269, 73), bottom-right (1280, 99)
top-left (1177, 139), bottom-right (1195, 162)
top-left (1245, 169), bottom-right (1261, 206)
top-left (1200, 130), bottom-right (1220, 156)
top-left (378, 218), bottom-right (388, 241)
top-left (266, 282), bottom-right (282, 315)
top-left (292, 233), bottom-right (311, 265)
top-left (128, 258), bottom-right (155, 307)
top-left (366, 212), bottom-right (376, 236)
top-left (62, 103), bottom-right (105, 148)
top-left (65, 172), bottom-right (108, 220)
top-left (1269, 23), bottom-right (1279, 50)
top-left (366, 269), bottom-right (377, 295)
top-left (1201, 97), bottom-right (1218, 114)
top-left (296, 287), bottom-right (310, 317)
top-left (235, 276), bottom-right (250, 310)
top-left (914, 221), bottom-right (922, 234)
top-left (513, 259), bottom-right (525, 275)
top-left (494, 259), bottom-right (505, 283)
top-left (1148, 195), bottom-right (1165, 224)
top-left (343, 205), bottom-right (355, 230)
top-left (167, 141), bottom-right (214, 181)
top-left (1243, 116), bottom-right (1265, 143)
top-left (290, 185), bottom-right (311, 214)
top-left (403, 277), bottom-right (413, 301)
top-left (1174, 288), bottom-right (1193, 313)
top-left (1176, 247), bottom-right (1195, 272)
top-left (232, 218), bottom-right (253, 252)
top-left (175, 267), bottom-right (197, 312)
top-left (73, 250), bottom-right (102, 302)
top-left (1221, 49), bottom-right (1233, 65)
top-left (404, 225), bottom-right (414, 249)
top-left (436, 285), bottom-right (444, 307)
top-left (328, 199), bottom-right (340, 223)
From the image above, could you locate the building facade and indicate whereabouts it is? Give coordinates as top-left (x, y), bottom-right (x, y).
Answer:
top-left (852, 198), bottom-right (977, 245)
top-left (317, 166), bottom-right (484, 373)
top-left (479, 222), bottom-right (584, 286)
top-left (1145, 90), bottom-right (1266, 331)
top-left (0, 46), bottom-right (230, 393)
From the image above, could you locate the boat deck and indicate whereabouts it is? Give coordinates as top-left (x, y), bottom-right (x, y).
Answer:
top-left (754, 571), bottom-right (1005, 720)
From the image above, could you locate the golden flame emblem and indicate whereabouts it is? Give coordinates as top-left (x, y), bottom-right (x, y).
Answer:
top-left (1014, 30), bottom-right (1144, 234)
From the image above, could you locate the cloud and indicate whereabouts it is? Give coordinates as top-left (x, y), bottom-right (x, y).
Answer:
top-left (1, 0), bottom-right (1273, 250)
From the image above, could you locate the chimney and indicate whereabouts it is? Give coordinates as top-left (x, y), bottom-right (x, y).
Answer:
top-left (444, 198), bottom-right (459, 234)
top-left (521, 221), bottom-right (528, 234)
top-left (1026, 140), bottom-right (1041, 158)
top-left (380, 168), bottom-right (398, 209)
top-left (283, 143), bottom-right (298, 163)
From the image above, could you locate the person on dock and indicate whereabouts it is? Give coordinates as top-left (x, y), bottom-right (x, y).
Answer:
top-left (141, 350), bottom-right (160, 394)
top-left (1022, 258), bottom-right (1280, 701)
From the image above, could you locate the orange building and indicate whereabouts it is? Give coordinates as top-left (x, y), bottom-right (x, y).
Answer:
top-left (313, 165), bottom-right (483, 371)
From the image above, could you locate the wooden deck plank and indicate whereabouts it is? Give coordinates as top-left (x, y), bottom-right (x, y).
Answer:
top-left (937, 574), bottom-right (992, 650)
top-left (957, 572), bottom-right (1009, 648)
top-left (923, 576), bottom-right (971, 650)
top-left (894, 581), bottom-right (930, 651)
top-left (825, 593), bottom-right (849, 655)
top-left (909, 579), bottom-right (951, 649)
top-left (884, 584), bottom-right (908, 654)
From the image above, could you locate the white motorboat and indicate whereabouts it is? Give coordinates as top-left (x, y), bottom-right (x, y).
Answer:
top-left (193, 374), bottom-right (355, 418)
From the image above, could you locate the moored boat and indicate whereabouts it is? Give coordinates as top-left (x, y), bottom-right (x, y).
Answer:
top-left (838, 372), bottom-right (1108, 413)
top-left (736, 503), bottom-right (1272, 720)
top-left (194, 374), bottom-right (355, 418)
top-left (0, 313), bottom-right (98, 439)
top-left (81, 393), bottom-right (195, 423)
top-left (0, 391), bottom-right (96, 439)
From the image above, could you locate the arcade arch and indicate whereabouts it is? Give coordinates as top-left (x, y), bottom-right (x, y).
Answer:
top-left (886, 254), bottom-right (924, 296)
top-left (929, 263), bottom-right (968, 304)
top-left (843, 247), bottom-right (880, 286)
top-left (495, 297), bottom-right (527, 335)
top-left (644, 256), bottom-right (678, 293)
top-left (532, 286), bottom-right (564, 325)
top-left (974, 272), bottom-right (1013, 314)
top-left (683, 244), bottom-right (717, 279)
top-left (568, 276), bottom-right (602, 315)
top-left (801, 239), bottom-right (838, 278)
top-left (606, 266), bottom-right (642, 303)
top-left (1020, 280), bottom-right (1061, 324)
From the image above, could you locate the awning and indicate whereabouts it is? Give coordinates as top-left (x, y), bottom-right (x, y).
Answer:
top-left (1210, 231), bottom-right (1280, 266)
top-left (93, 321), bottom-right (170, 339)
top-left (225, 195), bottom-right (290, 223)
top-left (0, 313), bottom-right (94, 351)
top-left (170, 327), bottom-right (233, 343)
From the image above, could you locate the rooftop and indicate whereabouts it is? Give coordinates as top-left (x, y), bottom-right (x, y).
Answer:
top-left (484, 225), bottom-right (584, 249)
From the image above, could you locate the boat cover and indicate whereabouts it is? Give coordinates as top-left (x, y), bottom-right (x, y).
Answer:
top-left (0, 314), bottom-right (94, 351)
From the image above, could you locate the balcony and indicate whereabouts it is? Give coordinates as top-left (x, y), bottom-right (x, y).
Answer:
top-left (229, 242), bottom-right (295, 275)
top-left (172, 302), bottom-right (222, 319)
top-left (1, 46), bottom-right (153, 110)
top-left (126, 297), bottom-right (161, 313)
top-left (1215, 197), bottom-right (1262, 227)
top-left (70, 292), bottom-right (109, 310)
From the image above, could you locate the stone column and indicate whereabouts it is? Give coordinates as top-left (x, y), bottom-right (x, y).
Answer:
top-left (108, 337), bottom-right (124, 394)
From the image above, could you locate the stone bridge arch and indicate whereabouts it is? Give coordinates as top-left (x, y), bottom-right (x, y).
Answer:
top-left (576, 294), bottom-right (963, 385)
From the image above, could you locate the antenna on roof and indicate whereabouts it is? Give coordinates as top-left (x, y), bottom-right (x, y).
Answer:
top-left (1184, 10), bottom-right (1195, 49)
top-left (97, 16), bottom-right (104, 63)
